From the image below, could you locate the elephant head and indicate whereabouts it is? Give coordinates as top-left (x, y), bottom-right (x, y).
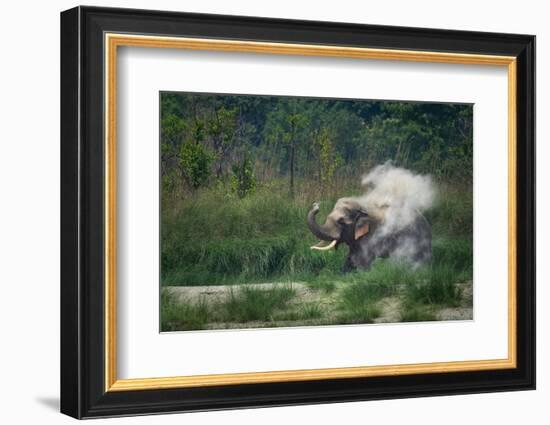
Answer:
top-left (307, 198), bottom-right (374, 251)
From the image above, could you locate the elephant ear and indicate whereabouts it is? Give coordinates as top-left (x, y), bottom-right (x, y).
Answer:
top-left (354, 216), bottom-right (370, 240)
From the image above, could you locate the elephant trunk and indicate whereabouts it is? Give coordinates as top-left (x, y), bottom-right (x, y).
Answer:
top-left (307, 203), bottom-right (340, 241)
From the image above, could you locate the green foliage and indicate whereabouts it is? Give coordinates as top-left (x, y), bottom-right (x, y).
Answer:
top-left (362, 103), bottom-right (473, 179)
top-left (160, 92), bottom-right (473, 195)
top-left (206, 105), bottom-right (249, 178)
top-left (207, 106), bottom-right (239, 146)
top-left (179, 142), bottom-right (215, 189)
top-left (161, 114), bottom-right (186, 146)
top-left (263, 100), bottom-right (311, 197)
top-left (230, 156), bottom-right (256, 198)
top-left (161, 169), bottom-right (179, 197)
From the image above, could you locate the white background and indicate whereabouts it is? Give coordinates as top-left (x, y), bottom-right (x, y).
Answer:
top-left (118, 47), bottom-right (508, 378)
top-left (0, 0), bottom-right (545, 424)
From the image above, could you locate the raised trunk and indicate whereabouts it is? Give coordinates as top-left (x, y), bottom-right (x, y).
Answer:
top-left (307, 206), bottom-right (339, 241)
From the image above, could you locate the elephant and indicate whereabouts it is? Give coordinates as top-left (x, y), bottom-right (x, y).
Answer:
top-left (307, 197), bottom-right (432, 272)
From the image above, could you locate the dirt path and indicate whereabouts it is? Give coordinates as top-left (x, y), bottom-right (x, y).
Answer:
top-left (166, 282), bottom-right (318, 304)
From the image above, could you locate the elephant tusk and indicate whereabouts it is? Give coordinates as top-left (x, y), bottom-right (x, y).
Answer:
top-left (310, 240), bottom-right (337, 251)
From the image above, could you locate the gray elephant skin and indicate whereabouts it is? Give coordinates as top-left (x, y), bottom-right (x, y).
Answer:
top-left (307, 197), bottom-right (432, 272)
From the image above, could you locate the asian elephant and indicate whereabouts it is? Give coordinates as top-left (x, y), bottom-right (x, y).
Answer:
top-left (307, 198), bottom-right (432, 272)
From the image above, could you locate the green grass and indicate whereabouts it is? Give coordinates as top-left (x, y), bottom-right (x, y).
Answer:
top-left (304, 272), bottom-right (337, 293)
top-left (300, 303), bottom-right (324, 320)
top-left (405, 264), bottom-right (463, 307)
top-left (333, 263), bottom-right (407, 323)
top-left (320, 258), bottom-right (467, 324)
top-left (160, 179), bottom-right (473, 329)
top-left (223, 285), bottom-right (297, 322)
top-left (337, 298), bottom-right (382, 324)
top-left (425, 183), bottom-right (473, 236)
top-left (276, 303), bottom-right (324, 322)
top-left (161, 181), bottom-right (472, 287)
top-left (160, 260), bottom-right (470, 330)
top-left (432, 237), bottom-right (473, 276)
top-left (161, 184), bottom-right (350, 286)
top-left (160, 291), bottom-right (210, 331)
top-left (161, 285), bottom-right (298, 330)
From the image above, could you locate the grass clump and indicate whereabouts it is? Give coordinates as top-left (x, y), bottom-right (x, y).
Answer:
top-left (223, 285), bottom-right (296, 322)
top-left (276, 303), bottom-right (324, 322)
top-left (337, 299), bottom-right (381, 324)
top-left (160, 290), bottom-right (210, 331)
top-left (300, 303), bottom-right (324, 320)
top-left (336, 278), bottom-right (392, 324)
top-left (405, 264), bottom-right (462, 307)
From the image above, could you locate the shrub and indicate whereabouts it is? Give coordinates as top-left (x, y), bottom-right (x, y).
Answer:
top-left (230, 156), bottom-right (256, 198)
top-left (179, 142), bottom-right (215, 189)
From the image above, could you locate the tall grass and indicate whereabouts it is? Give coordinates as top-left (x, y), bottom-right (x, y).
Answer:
top-left (162, 182), bottom-right (348, 286)
top-left (426, 182), bottom-right (473, 236)
top-left (162, 179), bottom-right (472, 287)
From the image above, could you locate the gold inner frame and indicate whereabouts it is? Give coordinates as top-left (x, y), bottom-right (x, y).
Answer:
top-left (104, 33), bottom-right (518, 392)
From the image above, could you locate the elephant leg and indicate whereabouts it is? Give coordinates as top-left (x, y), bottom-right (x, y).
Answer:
top-left (356, 250), bottom-right (376, 271)
top-left (342, 256), bottom-right (356, 273)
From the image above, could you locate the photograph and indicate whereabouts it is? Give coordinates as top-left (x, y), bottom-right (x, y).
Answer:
top-left (159, 92), bottom-right (474, 331)
top-left (58, 5), bottom-right (535, 419)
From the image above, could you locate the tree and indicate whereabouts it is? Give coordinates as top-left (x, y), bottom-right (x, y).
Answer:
top-left (207, 105), bottom-right (241, 178)
top-left (312, 127), bottom-right (342, 190)
top-left (363, 103), bottom-right (473, 179)
top-left (264, 100), bottom-right (309, 197)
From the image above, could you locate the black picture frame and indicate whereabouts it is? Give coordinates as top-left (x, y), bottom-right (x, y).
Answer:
top-left (60, 5), bottom-right (535, 419)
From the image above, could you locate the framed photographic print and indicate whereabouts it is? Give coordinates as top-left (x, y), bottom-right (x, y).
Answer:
top-left (60, 6), bottom-right (535, 419)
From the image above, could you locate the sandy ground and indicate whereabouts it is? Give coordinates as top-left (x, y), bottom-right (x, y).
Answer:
top-left (164, 280), bottom-right (473, 329)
